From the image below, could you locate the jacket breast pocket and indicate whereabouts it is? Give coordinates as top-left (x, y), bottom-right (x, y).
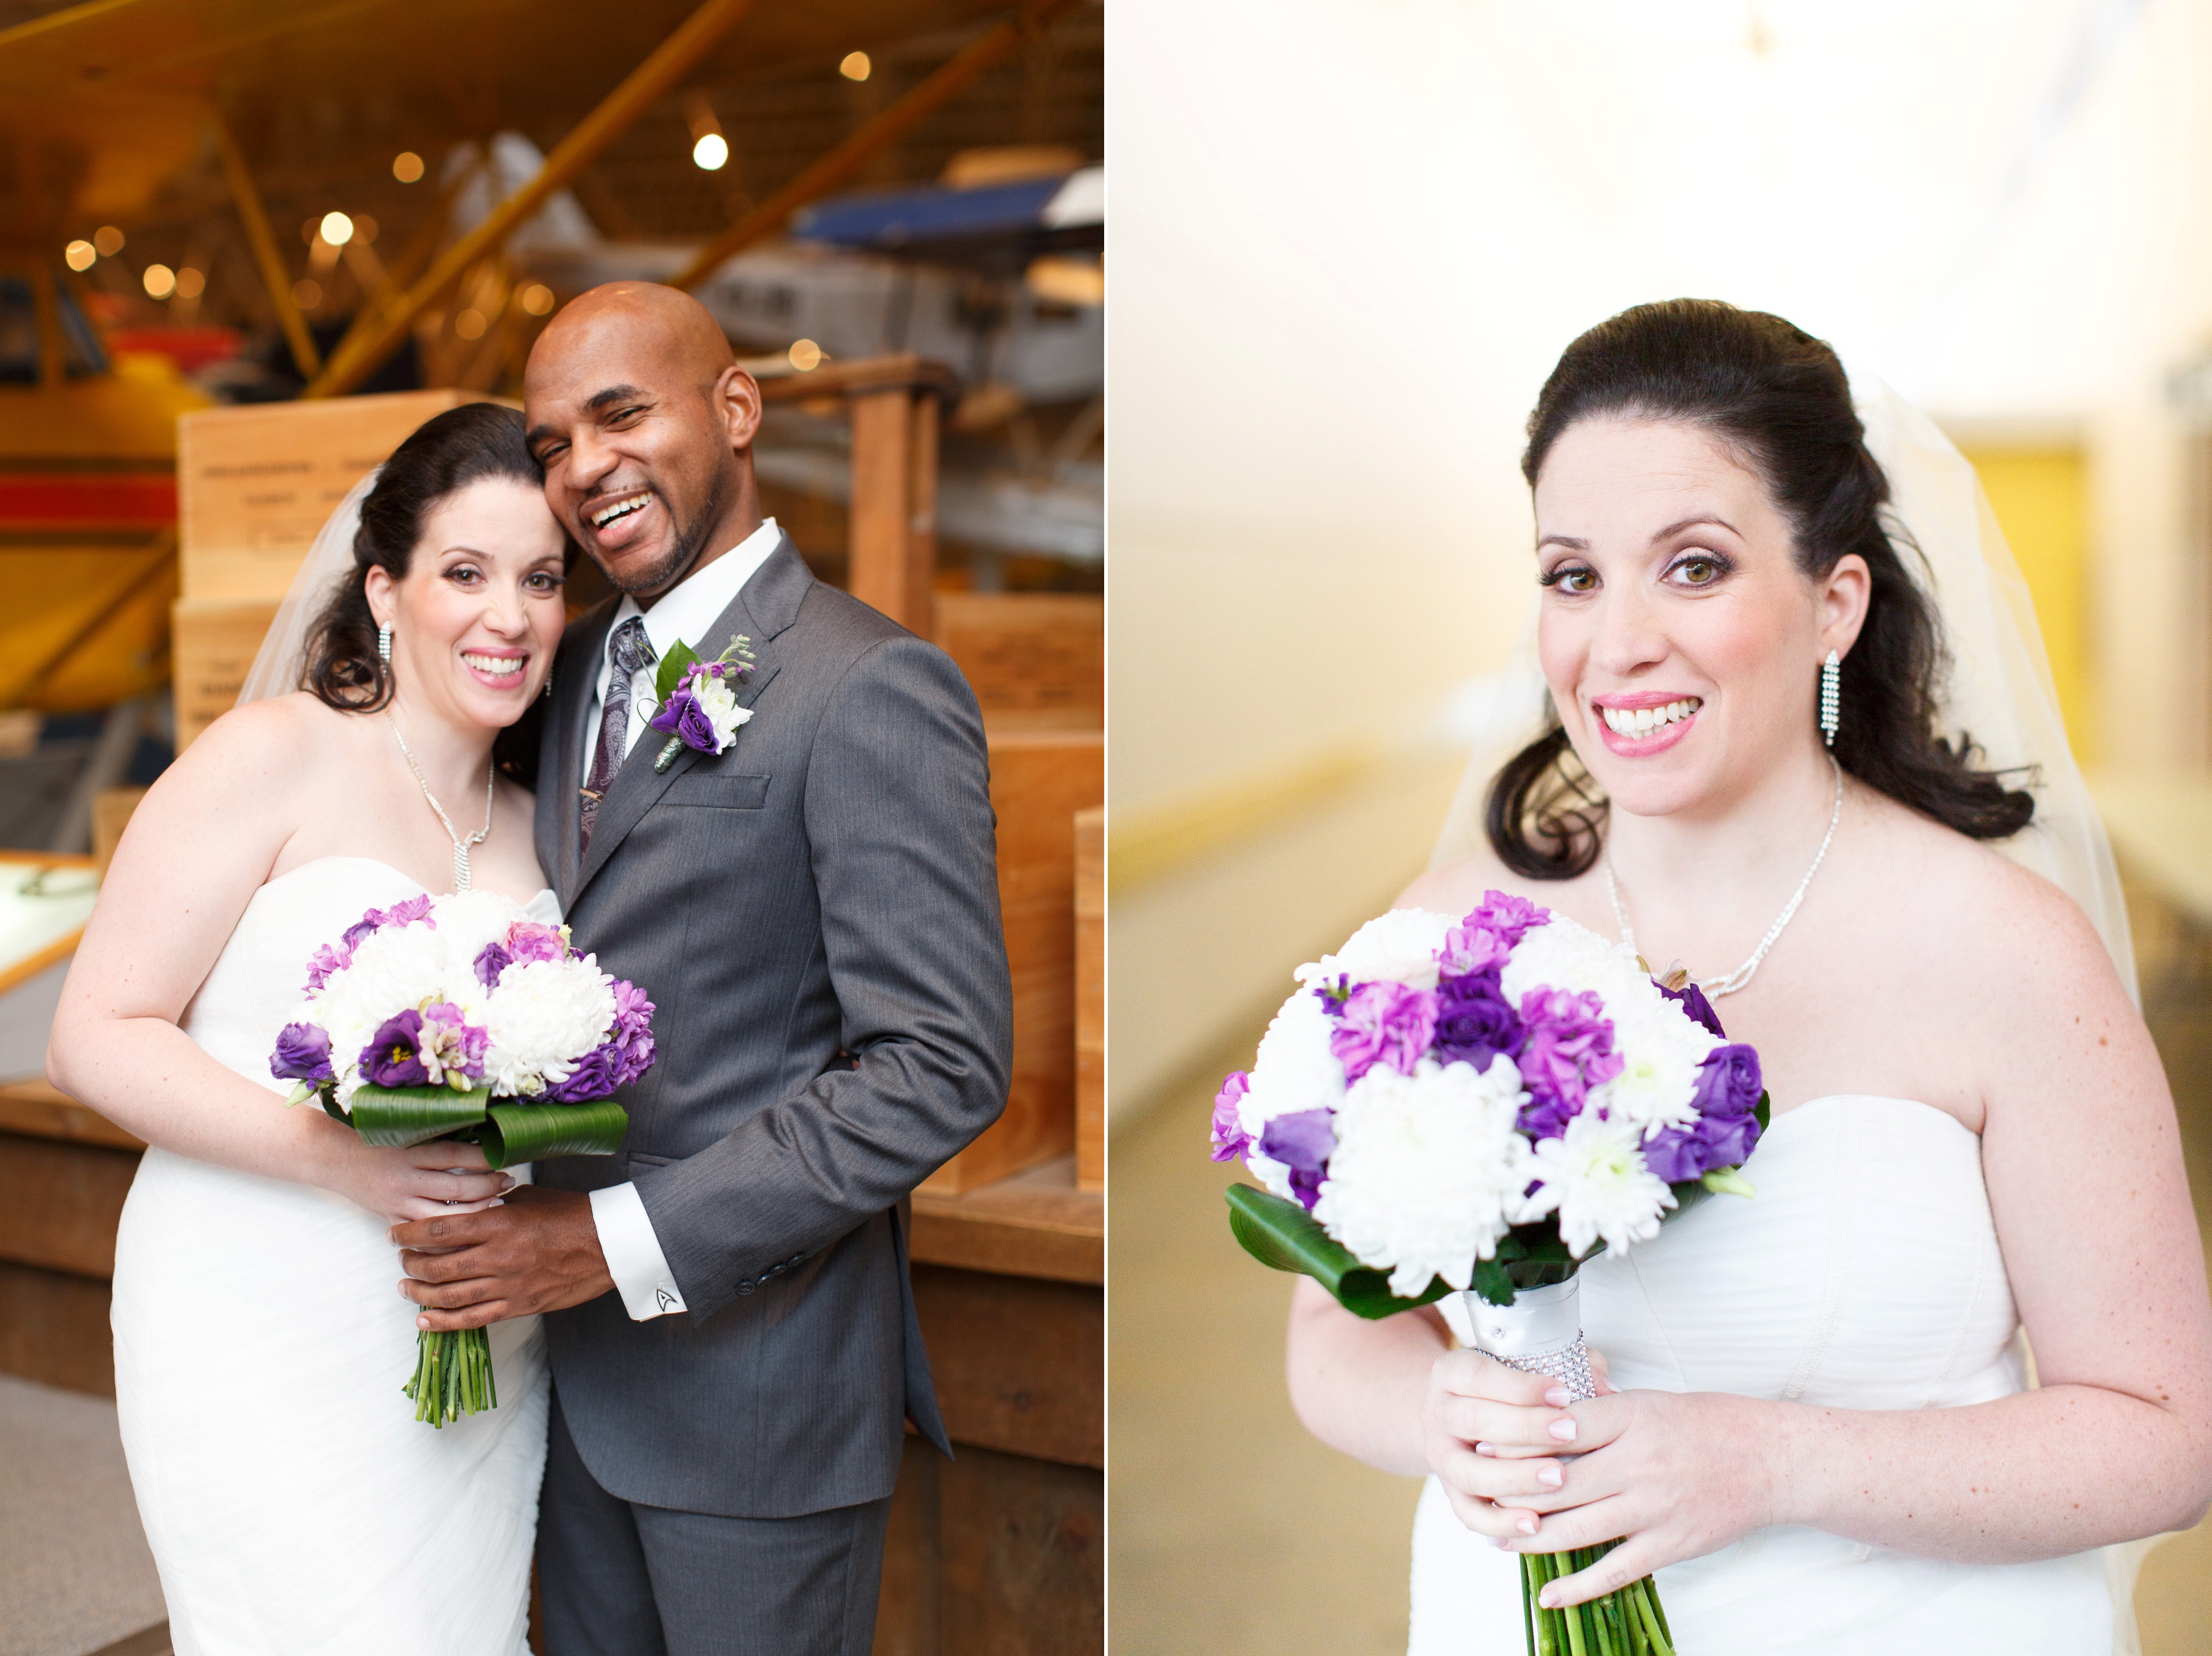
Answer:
top-left (663, 772), bottom-right (770, 809)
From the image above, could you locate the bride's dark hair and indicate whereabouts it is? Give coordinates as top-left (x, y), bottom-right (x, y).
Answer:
top-left (303, 402), bottom-right (553, 712)
top-left (1488, 298), bottom-right (2034, 880)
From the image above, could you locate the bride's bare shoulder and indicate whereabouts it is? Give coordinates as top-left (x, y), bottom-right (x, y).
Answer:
top-left (1870, 793), bottom-right (2125, 1001)
top-left (149, 694), bottom-right (363, 817)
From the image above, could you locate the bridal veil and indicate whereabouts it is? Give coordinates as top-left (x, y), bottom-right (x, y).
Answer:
top-left (233, 468), bottom-right (382, 707)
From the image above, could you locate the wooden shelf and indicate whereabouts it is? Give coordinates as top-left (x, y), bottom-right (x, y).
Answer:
top-left (0, 1081), bottom-right (141, 1152)
top-left (911, 1155), bottom-right (1102, 1286)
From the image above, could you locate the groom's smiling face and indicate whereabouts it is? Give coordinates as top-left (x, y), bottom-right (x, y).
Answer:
top-left (523, 283), bottom-right (762, 599)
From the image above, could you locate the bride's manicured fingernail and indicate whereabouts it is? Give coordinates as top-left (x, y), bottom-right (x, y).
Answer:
top-left (1549, 1418), bottom-right (1577, 1442)
top-left (1474, 1441), bottom-right (1496, 1457)
top-left (1517, 1517), bottom-right (1537, 1536)
top-left (1537, 1466), bottom-right (1563, 1489)
top-left (1545, 1386), bottom-right (1572, 1407)
top-left (1539, 1585), bottom-right (1561, 1609)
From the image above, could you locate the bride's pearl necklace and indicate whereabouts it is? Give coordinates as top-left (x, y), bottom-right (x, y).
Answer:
top-left (1603, 755), bottom-right (1843, 1000)
top-left (385, 710), bottom-right (494, 892)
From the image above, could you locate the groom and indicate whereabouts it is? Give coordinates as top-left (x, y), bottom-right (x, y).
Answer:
top-left (391, 282), bottom-right (1013, 1653)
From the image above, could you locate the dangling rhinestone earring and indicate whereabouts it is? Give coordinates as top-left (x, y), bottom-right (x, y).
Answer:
top-left (543, 664), bottom-right (554, 700)
top-left (378, 622), bottom-right (393, 665)
top-left (1819, 649), bottom-right (1841, 747)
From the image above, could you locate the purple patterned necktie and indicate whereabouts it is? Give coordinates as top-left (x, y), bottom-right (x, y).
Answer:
top-left (579, 615), bottom-right (655, 854)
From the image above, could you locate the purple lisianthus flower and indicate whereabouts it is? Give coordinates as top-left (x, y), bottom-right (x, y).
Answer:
top-left (1658, 978), bottom-right (1726, 1039)
top-left (361, 1009), bottom-right (429, 1088)
top-left (1258, 1107), bottom-right (1334, 1210)
top-left (1514, 986), bottom-right (1623, 1140)
top-left (1328, 979), bottom-right (1440, 1082)
top-left (1641, 1043), bottom-right (1764, 1182)
top-left (270, 1022), bottom-right (334, 1085)
top-left (1432, 970), bottom-right (1523, 1070)
top-left (648, 686), bottom-right (720, 753)
top-left (417, 1002), bottom-right (488, 1088)
top-left (504, 920), bottom-right (570, 966)
top-left (1209, 1072), bottom-right (1253, 1163)
top-left (474, 941), bottom-right (513, 989)
top-left (304, 942), bottom-right (351, 994)
top-left (546, 1042), bottom-right (622, 1103)
top-left (340, 914), bottom-right (382, 952)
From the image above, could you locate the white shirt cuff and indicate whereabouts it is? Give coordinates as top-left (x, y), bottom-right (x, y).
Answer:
top-left (589, 1182), bottom-right (689, 1320)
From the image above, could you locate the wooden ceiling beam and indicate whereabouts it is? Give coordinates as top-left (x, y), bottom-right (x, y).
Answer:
top-left (302, 0), bottom-right (758, 399)
top-left (668, 0), bottom-right (1077, 293)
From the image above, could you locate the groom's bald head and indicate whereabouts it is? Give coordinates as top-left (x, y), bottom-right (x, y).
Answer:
top-left (524, 282), bottom-right (763, 600)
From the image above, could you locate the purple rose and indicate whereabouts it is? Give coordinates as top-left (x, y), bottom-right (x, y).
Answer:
top-left (361, 1009), bottom-right (429, 1089)
top-left (546, 1042), bottom-right (622, 1103)
top-left (1659, 978), bottom-right (1726, 1040)
top-left (1691, 1042), bottom-right (1762, 1120)
top-left (1515, 986), bottom-right (1623, 1139)
top-left (1641, 1043), bottom-right (1764, 1182)
top-left (1328, 980), bottom-right (1440, 1082)
top-left (1642, 1110), bottom-right (1763, 1183)
top-left (504, 921), bottom-right (569, 966)
top-left (1432, 970), bottom-right (1523, 1070)
top-left (1209, 1072), bottom-right (1253, 1162)
top-left (474, 941), bottom-right (513, 989)
top-left (1259, 1107), bottom-right (1334, 1210)
top-left (648, 686), bottom-right (721, 753)
top-left (270, 1022), bottom-right (334, 1085)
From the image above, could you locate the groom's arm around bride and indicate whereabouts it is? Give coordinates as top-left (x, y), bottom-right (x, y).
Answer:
top-left (394, 282), bottom-right (1013, 1655)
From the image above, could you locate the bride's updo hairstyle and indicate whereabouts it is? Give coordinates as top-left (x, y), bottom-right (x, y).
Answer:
top-left (303, 401), bottom-right (553, 712)
top-left (1488, 298), bottom-right (2034, 879)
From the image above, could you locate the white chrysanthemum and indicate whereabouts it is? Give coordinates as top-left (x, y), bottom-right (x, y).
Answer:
top-left (429, 890), bottom-right (524, 970)
top-left (310, 920), bottom-right (450, 1096)
top-left (1312, 1054), bottom-right (1532, 1298)
top-left (1237, 987), bottom-right (1343, 1199)
top-left (1499, 912), bottom-right (1650, 1008)
top-left (1298, 907), bottom-right (1457, 993)
top-left (692, 674), bottom-right (754, 751)
top-left (482, 956), bottom-right (616, 1095)
top-left (1518, 1109), bottom-right (1677, 1258)
top-left (1593, 998), bottom-right (1720, 1135)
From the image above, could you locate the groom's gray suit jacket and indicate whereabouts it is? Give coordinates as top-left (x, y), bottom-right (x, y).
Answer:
top-left (531, 533), bottom-right (1012, 1519)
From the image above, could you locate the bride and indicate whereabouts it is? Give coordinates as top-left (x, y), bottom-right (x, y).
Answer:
top-left (1283, 301), bottom-right (2212, 1653)
top-left (47, 402), bottom-right (568, 1653)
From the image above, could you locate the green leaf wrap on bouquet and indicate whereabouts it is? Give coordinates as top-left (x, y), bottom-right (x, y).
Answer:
top-left (1225, 1184), bottom-right (1452, 1319)
top-left (345, 1084), bottom-right (490, 1147)
top-left (474, 1099), bottom-right (629, 1169)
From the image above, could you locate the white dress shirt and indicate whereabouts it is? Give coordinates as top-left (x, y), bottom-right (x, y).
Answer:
top-left (582, 517), bottom-right (782, 1322)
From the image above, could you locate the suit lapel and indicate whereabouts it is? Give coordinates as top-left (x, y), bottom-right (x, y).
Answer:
top-left (568, 535), bottom-right (807, 907)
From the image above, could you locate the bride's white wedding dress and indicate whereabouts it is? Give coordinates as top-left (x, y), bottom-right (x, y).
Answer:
top-left (110, 857), bottom-right (552, 1655)
top-left (1411, 1094), bottom-right (2124, 1655)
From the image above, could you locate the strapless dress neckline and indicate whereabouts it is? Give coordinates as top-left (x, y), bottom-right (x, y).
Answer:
top-left (261, 852), bottom-right (557, 914)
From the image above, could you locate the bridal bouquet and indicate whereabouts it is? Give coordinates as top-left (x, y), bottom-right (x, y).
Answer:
top-left (270, 890), bottom-right (656, 1426)
top-left (1212, 892), bottom-right (1768, 1656)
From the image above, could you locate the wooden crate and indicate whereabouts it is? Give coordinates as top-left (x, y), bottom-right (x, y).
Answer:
top-left (935, 595), bottom-right (1101, 731)
top-left (93, 787), bottom-right (147, 871)
top-left (1073, 807), bottom-right (1103, 1193)
top-left (172, 597), bottom-right (278, 750)
top-left (924, 731), bottom-right (1104, 1195)
top-left (178, 389), bottom-right (516, 602)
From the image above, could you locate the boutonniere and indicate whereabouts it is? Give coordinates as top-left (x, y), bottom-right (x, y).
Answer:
top-left (648, 634), bottom-right (757, 772)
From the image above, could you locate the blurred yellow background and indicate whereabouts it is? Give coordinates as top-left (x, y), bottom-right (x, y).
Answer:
top-left (1107, 1), bottom-right (2212, 1650)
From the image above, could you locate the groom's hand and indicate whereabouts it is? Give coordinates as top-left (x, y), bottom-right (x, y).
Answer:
top-left (390, 1185), bottom-right (616, 1330)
